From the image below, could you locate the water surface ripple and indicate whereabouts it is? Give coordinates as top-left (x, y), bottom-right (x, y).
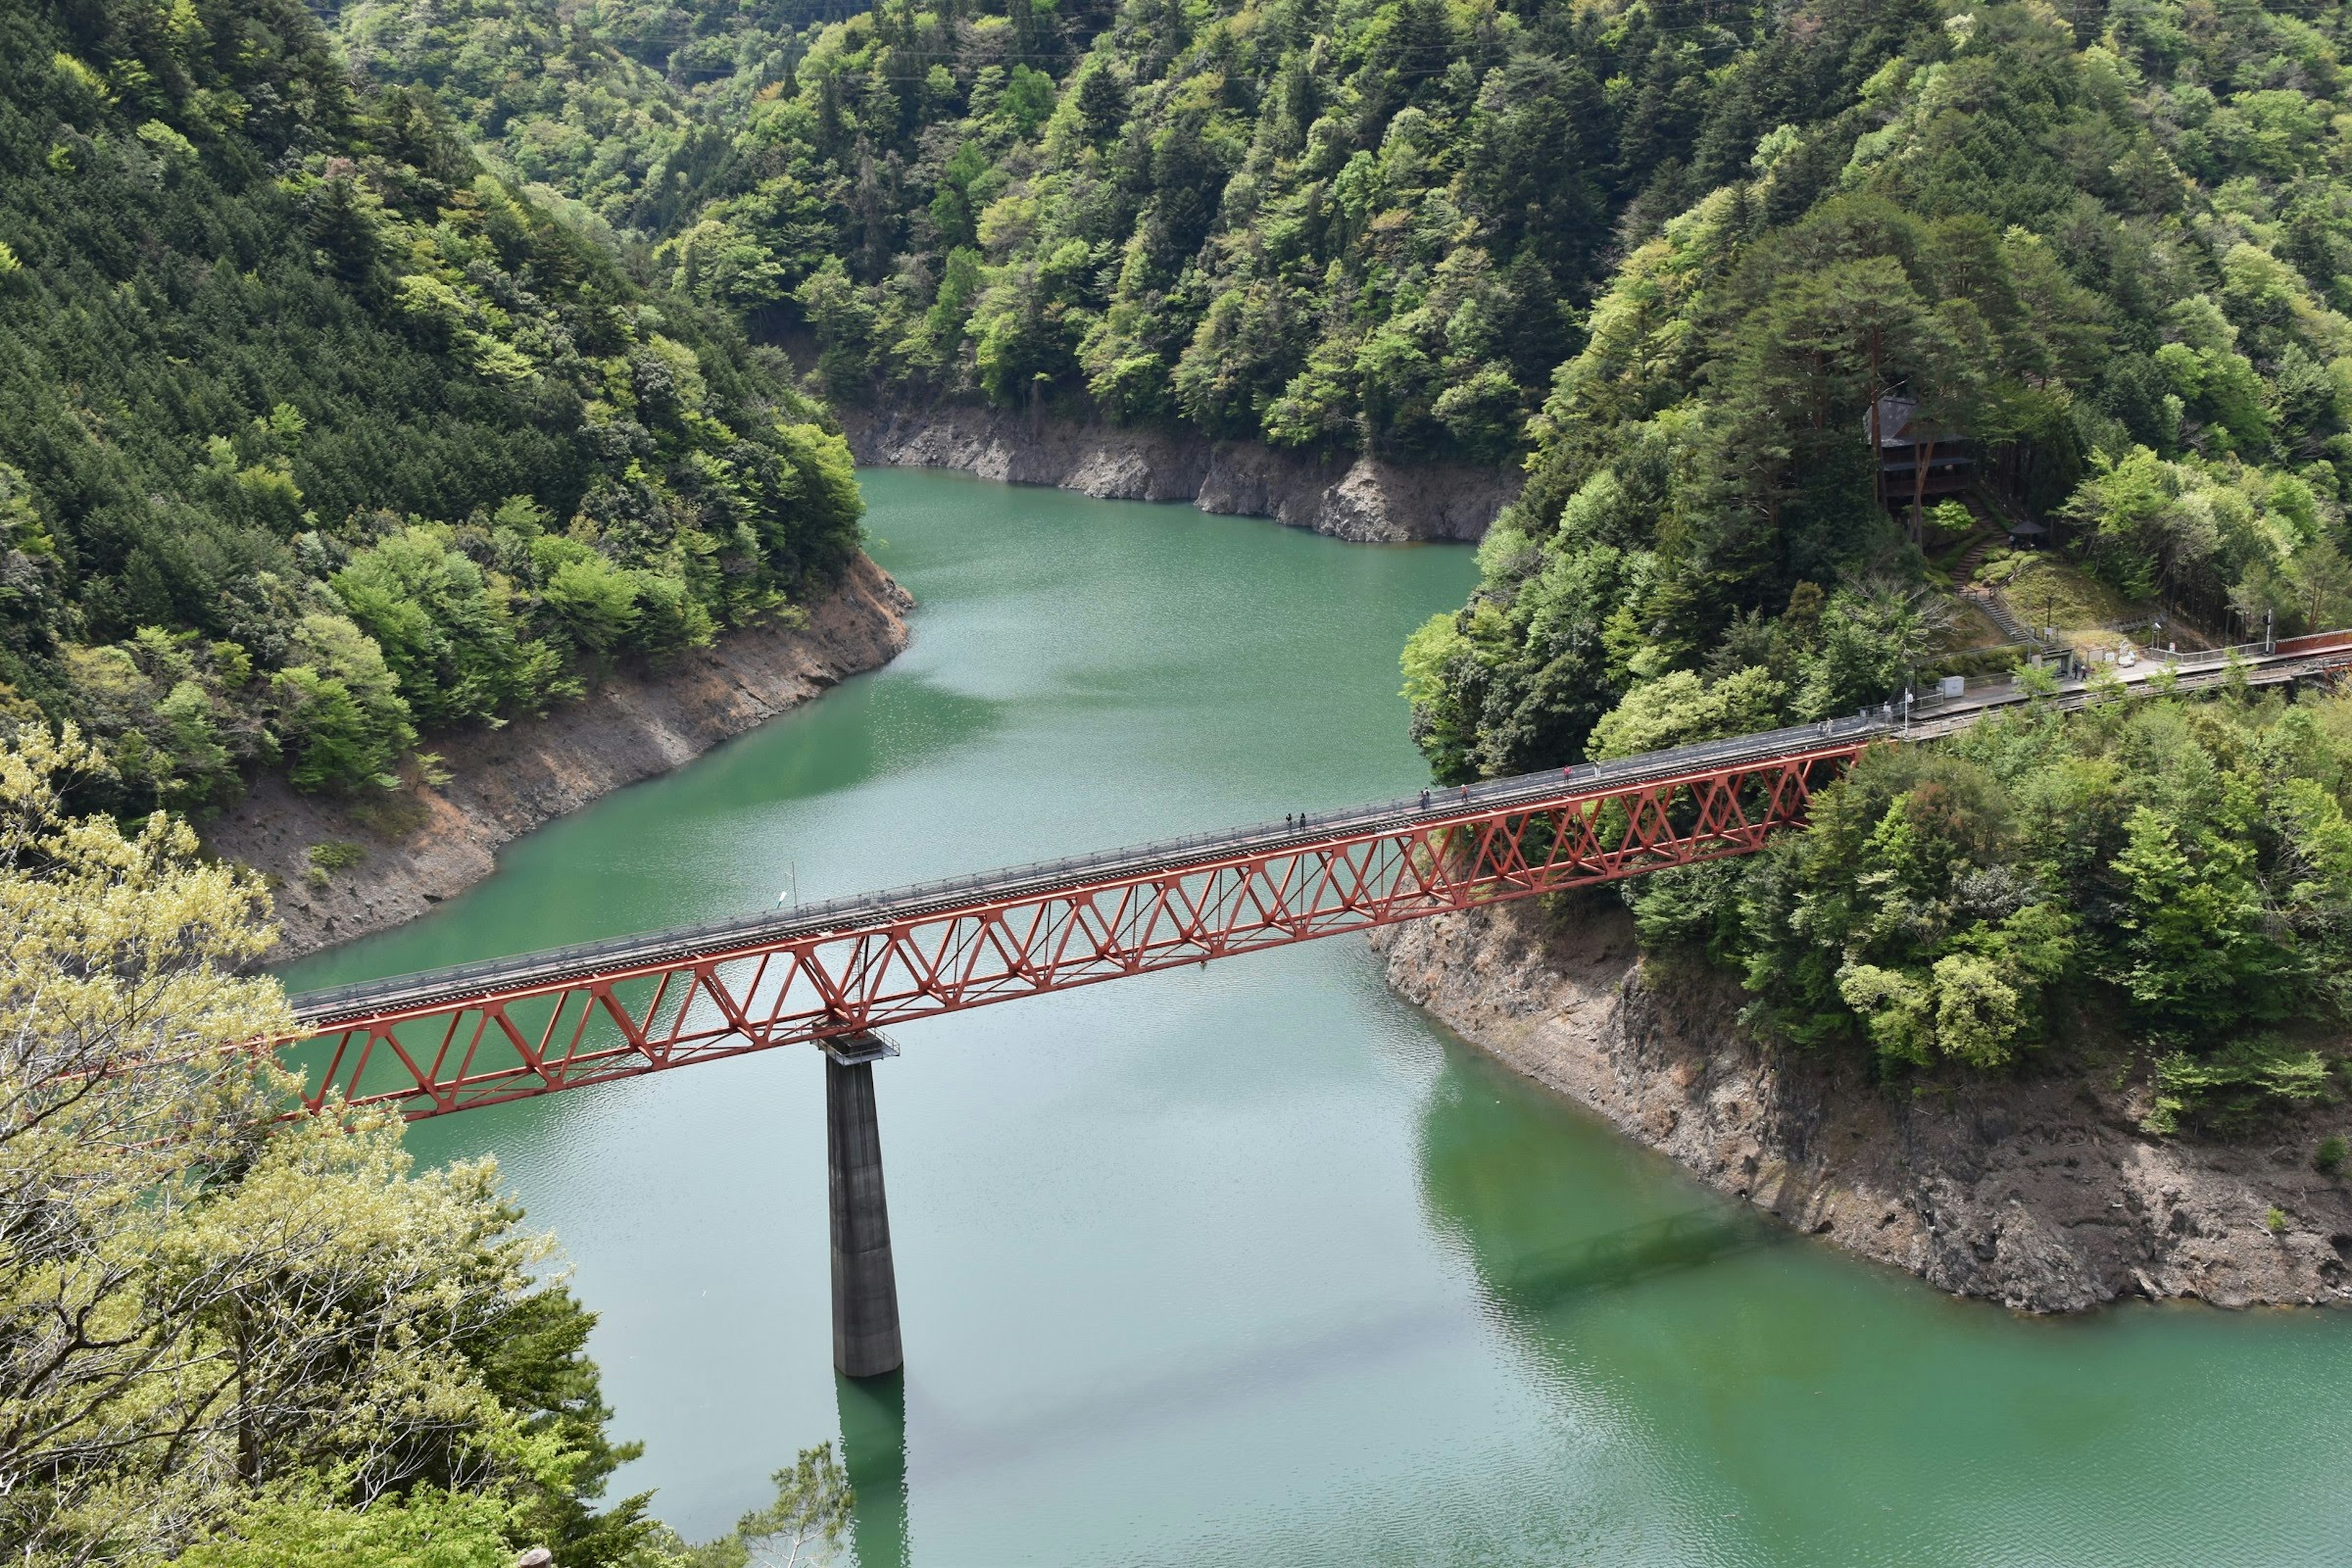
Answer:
top-left (281, 469), bottom-right (2352, 1565)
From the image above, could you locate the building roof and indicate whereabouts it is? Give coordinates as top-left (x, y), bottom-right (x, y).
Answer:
top-left (1870, 394), bottom-right (1920, 447)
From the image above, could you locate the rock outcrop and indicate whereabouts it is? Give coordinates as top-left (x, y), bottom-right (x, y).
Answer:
top-left (842, 404), bottom-right (1517, 543)
top-left (1376, 898), bottom-right (2352, 1312)
top-left (205, 554), bottom-right (913, 960)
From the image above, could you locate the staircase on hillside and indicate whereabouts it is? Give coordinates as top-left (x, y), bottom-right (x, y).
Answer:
top-left (1947, 492), bottom-right (2037, 644)
top-left (1966, 584), bottom-right (2032, 643)
top-left (1950, 527), bottom-right (2003, 585)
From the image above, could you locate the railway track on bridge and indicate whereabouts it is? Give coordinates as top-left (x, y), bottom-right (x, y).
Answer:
top-left (288, 630), bottom-right (2352, 1035)
top-left (262, 626), bottom-right (2352, 1378)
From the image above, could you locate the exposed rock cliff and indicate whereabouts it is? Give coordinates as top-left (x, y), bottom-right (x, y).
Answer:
top-left (842, 405), bottom-right (1517, 543)
top-left (205, 554), bottom-right (913, 961)
top-left (1376, 899), bottom-right (2352, 1312)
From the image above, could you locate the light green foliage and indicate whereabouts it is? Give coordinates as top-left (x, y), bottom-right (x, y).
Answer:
top-left (306, 839), bottom-right (368, 886)
top-left (273, 615), bottom-right (420, 794)
top-left (2316, 1134), bottom-right (2347, 1174)
top-left (181, 1487), bottom-right (516, 1568)
top-left (1926, 500), bottom-right (1975, 549)
top-left (332, 525), bottom-right (564, 729)
top-left (1589, 666), bottom-right (1786, 761)
top-left (536, 540), bottom-right (648, 654)
top-left (0, 728), bottom-right (666, 1564)
top-left (2145, 1038), bottom-right (2334, 1137)
top-left (687, 1443), bottom-right (855, 1568)
top-left (336, 0), bottom-right (819, 240)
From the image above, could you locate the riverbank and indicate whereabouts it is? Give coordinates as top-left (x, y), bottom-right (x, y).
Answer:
top-left (840, 404), bottom-right (1517, 543)
top-left (1376, 898), bottom-right (2352, 1313)
top-left (206, 553), bottom-right (913, 960)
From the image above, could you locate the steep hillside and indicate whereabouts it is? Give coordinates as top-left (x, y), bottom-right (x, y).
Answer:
top-left (1405, 0), bottom-right (2352, 1137)
top-left (339, 0), bottom-right (1910, 466)
top-left (0, 0), bottom-right (865, 818)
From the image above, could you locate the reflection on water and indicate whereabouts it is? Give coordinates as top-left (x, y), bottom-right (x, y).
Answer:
top-left (274, 470), bottom-right (2352, 1566)
top-left (836, 1371), bottom-right (909, 1568)
top-left (1414, 1035), bottom-right (2352, 1567)
top-left (1486, 1205), bottom-right (1777, 1308)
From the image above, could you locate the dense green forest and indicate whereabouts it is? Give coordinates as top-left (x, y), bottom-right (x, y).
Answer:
top-left (1387, 0), bottom-right (2352, 1099)
top-left (1405, 0), bottom-right (2352, 779)
top-left (330, 0), bottom-right (860, 242)
top-left (0, 0), bottom-right (863, 815)
top-left (1632, 681), bottom-right (2352, 1126)
top-left (335, 0), bottom-right (1798, 459)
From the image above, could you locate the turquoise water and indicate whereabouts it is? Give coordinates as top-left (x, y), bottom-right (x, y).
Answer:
top-left (282, 469), bottom-right (2352, 1564)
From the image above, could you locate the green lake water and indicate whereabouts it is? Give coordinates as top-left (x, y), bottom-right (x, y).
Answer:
top-left (281, 468), bottom-right (2352, 1565)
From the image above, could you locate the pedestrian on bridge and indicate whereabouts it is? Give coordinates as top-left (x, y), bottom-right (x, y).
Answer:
top-left (1420, 788), bottom-right (1430, 810)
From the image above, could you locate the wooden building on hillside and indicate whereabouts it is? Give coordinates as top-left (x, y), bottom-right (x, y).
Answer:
top-left (1870, 392), bottom-right (1973, 517)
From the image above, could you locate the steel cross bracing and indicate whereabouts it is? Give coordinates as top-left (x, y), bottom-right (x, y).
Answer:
top-left (281, 741), bottom-right (1862, 1118)
top-left (277, 630), bottom-right (2352, 1120)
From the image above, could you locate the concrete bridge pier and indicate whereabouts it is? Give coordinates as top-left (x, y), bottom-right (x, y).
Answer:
top-left (826, 1032), bottom-right (903, 1378)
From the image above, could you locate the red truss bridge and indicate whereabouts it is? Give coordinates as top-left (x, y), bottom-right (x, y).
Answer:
top-left (281, 629), bottom-right (2352, 1124)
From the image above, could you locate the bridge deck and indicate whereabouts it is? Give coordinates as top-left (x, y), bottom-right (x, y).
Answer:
top-left (267, 633), bottom-right (2352, 1118)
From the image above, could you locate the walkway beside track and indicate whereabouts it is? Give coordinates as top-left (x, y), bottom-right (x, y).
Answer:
top-left (288, 630), bottom-right (2352, 1030)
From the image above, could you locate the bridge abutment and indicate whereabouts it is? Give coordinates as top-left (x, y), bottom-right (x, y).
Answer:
top-left (826, 1033), bottom-right (903, 1378)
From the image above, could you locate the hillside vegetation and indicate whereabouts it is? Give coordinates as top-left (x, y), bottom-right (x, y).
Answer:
top-left (298, 0), bottom-right (2352, 1114)
top-left (1384, 0), bottom-right (2352, 1107)
top-left (336, 0), bottom-right (1826, 461)
top-left (0, 0), bottom-right (862, 816)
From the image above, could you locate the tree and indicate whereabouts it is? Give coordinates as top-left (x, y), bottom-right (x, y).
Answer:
top-left (693, 1444), bottom-right (855, 1568)
top-left (0, 725), bottom-right (647, 1562)
top-left (1793, 581), bottom-right (1950, 720)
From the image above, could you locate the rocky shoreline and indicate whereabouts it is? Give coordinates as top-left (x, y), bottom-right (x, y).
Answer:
top-left (1376, 897), bottom-right (2352, 1313)
top-left (840, 404), bottom-right (1518, 543)
top-left (205, 553), bottom-right (913, 961)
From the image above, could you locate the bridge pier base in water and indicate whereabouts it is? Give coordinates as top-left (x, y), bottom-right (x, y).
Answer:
top-left (826, 1033), bottom-right (903, 1379)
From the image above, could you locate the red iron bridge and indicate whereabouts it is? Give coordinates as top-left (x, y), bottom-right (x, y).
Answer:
top-left (273, 628), bottom-right (2352, 1375)
top-left (282, 630), bottom-right (2352, 1120)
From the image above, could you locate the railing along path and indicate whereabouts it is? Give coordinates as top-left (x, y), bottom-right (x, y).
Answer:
top-left (276, 631), bottom-right (2352, 1119)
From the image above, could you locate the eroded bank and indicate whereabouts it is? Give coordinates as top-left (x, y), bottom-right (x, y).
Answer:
top-left (842, 405), bottom-right (1518, 543)
top-left (1377, 898), bottom-right (2352, 1312)
top-left (208, 554), bottom-right (913, 959)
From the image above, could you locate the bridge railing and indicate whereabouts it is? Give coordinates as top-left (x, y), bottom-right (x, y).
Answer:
top-left (291, 625), bottom-right (2352, 1026)
top-left (287, 710), bottom-right (1898, 1023)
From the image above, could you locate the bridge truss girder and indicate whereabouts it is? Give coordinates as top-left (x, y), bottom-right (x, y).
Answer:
top-left (286, 742), bottom-right (1868, 1119)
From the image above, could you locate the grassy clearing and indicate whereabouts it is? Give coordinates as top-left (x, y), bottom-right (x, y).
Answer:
top-left (1975, 551), bottom-right (2142, 633)
top-left (1936, 596), bottom-right (2013, 650)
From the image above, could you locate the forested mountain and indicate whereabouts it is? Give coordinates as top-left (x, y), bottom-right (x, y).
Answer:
top-left (0, 0), bottom-right (862, 815)
top-left (337, 0), bottom-right (1817, 461)
top-left (330, 0), bottom-right (859, 239)
top-left (1392, 0), bottom-right (2352, 1096)
top-left (1408, 0), bottom-right (2352, 775)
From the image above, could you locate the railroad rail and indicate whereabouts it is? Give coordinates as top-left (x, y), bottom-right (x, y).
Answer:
top-left (276, 630), bottom-right (2352, 1120)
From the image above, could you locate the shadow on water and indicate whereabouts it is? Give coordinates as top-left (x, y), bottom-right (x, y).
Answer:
top-left (839, 1371), bottom-right (910, 1568)
top-left (1415, 1033), bottom-right (1764, 1289)
top-left (1480, 1204), bottom-right (1780, 1310)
